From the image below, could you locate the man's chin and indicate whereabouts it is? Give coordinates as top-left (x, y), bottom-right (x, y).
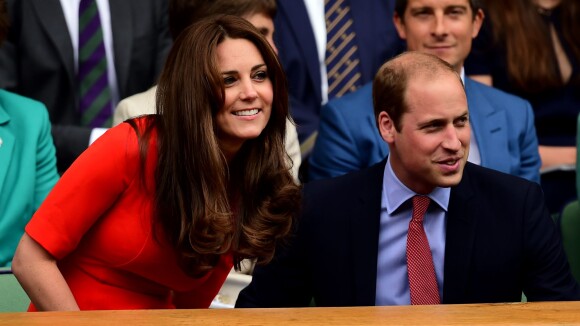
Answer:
top-left (438, 173), bottom-right (464, 188)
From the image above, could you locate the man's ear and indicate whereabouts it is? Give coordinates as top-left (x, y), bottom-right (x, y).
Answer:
top-left (472, 8), bottom-right (484, 38)
top-left (378, 111), bottom-right (396, 144)
top-left (393, 12), bottom-right (407, 40)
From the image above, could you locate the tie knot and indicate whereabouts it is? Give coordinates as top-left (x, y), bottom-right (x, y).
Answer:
top-left (411, 196), bottom-right (430, 223)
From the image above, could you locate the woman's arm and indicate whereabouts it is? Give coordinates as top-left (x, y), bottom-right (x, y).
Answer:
top-left (12, 234), bottom-right (79, 311)
top-left (539, 145), bottom-right (577, 170)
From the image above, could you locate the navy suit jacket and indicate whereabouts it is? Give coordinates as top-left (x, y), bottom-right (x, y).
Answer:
top-left (309, 78), bottom-right (542, 183)
top-left (236, 161), bottom-right (580, 307)
top-left (275, 0), bottom-right (404, 143)
top-left (0, 0), bottom-right (172, 172)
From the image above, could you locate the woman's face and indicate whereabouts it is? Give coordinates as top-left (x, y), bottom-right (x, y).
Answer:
top-left (215, 37), bottom-right (273, 157)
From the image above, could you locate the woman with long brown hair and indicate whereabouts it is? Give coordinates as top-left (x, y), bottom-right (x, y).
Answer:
top-left (12, 15), bottom-right (300, 311)
top-left (465, 0), bottom-right (580, 213)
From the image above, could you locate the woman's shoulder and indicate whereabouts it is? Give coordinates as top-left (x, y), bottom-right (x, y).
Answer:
top-left (109, 116), bottom-right (158, 140)
top-left (0, 89), bottom-right (49, 118)
top-left (0, 90), bottom-right (52, 136)
top-left (91, 116), bottom-right (159, 161)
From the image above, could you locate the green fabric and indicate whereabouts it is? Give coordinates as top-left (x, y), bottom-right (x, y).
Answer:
top-left (560, 201), bottom-right (580, 283)
top-left (577, 113), bottom-right (580, 196)
top-left (0, 268), bottom-right (30, 312)
top-left (0, 90), bottom-right (59, 267)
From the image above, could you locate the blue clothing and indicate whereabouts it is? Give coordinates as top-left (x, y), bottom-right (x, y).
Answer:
top-left (375, 157), bottom-right (449, 305)
top-left (464, 6), bottom-right (580, 212)
top-left (237, 161), bottom-right (580, 307)
top-left (309, 78), bottom-right (541, 183)
top-left (274, 0), bottom-right (404, 143)
top-left (0, 89), bottom-right (59, 267)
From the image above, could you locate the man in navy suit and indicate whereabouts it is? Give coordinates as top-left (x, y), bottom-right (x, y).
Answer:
top-left (0, 0), bottom-right (172, 172)
top-left (309, 0), bottom-right (541, 183)
top-left (236, 51), bottom-right (580, 307)
top-left (274, 0), bottom-right (404, 149)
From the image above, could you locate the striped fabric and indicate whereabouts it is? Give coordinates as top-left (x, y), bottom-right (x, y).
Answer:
top-left (78, 0), bottom-right (112, 127)
top-left (324, 0), bottom-right (363, 100)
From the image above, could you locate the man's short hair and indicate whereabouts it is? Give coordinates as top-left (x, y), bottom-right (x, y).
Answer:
top-left (372, 51), bottom-right (462, 132)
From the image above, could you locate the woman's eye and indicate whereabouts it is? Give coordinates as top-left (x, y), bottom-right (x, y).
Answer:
top-left (253, 70), bottom-right (268, 81)
top-left (223, 76), bottom-right (236, 85)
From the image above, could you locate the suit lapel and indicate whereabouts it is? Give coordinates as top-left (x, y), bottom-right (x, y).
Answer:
top-left (442, 163), bottom-right (478, 303)
top-left (465, 79), bottom-right (510, 173)
top-left (351, 160), bottom-right (385, 305)
top-left (31, 0), bottom-right (75, 86)
top-left (277, 0), bottom-right (322, 105)
top-left (0, 101), bottom-right (14, 195)
top-left (109, 0), bottom-right (132, 97)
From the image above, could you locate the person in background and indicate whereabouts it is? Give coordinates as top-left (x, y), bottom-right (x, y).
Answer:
top-left (12, 15), bottom-right (300, 311)
top-left (113, 0), bottom-right (301, 181)
top-left (236, 51), bottom-right (580, 308)
top-left (465, 0), bottom-right (580, 213)
top-left (0, 0), bottom-right (59, 268)
top-left (309, 0), bottom-right (541, 184)
top-left (274, 0), bottom-right (404, 181)
top-left (0, 0), bottom-right (172, 173)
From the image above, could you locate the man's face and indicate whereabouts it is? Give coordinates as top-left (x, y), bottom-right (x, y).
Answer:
top-left (244, 12), bottom-right (278, 54)
top-left (393, 0), bottom-right (483, 73)
top-left (378, 72), bottom-right (470, 194)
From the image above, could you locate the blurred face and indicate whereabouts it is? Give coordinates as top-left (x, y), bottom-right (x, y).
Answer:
top-left (532, 0), bottom-right (561, 9)
top-left (244, 12), bottom-right (278, 54)
top-left (378, 72), bottom-right (470, 194)
top-left (215, 37), bottom-right (273, 158)
top-left (393, 0), bottom-right (483, 73)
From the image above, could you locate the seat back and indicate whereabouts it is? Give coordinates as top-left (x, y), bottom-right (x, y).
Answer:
top-left (562, 113), bottom-right (580, 282)
top-left (560, 201), bottom-right (580, 283)
top-left (576, 113), bottom-right (580, 195)
top-left (0, 268), bottom-right (30, 312)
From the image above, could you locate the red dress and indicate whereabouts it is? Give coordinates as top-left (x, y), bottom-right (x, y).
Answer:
top-left (26, 118), bottom-right (233, 310)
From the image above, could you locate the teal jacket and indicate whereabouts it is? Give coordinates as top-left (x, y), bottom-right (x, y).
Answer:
top-left (0, 90), bottom-right (59, 267)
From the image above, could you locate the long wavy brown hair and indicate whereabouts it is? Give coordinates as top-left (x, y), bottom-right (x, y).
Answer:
top-left (483, 0), bottom-right (580, 93)
top-left (132, 15), bottom-right (300, 276)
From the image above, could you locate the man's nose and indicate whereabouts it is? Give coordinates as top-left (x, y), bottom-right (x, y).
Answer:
top-left (431, 14), bottom-right (448, 38)
top-left (441, 126), bottom-right (462, 151)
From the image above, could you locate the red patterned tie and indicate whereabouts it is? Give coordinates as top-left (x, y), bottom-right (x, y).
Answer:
top-left (407, 195), bottom-right (440, 305)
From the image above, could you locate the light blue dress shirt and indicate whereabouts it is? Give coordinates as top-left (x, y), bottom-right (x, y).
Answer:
top-left (375, 156), bottom-right (450, 305)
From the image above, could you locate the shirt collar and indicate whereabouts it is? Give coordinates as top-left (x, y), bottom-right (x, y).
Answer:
top-left (382, 156), bottom-right (451, 214)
